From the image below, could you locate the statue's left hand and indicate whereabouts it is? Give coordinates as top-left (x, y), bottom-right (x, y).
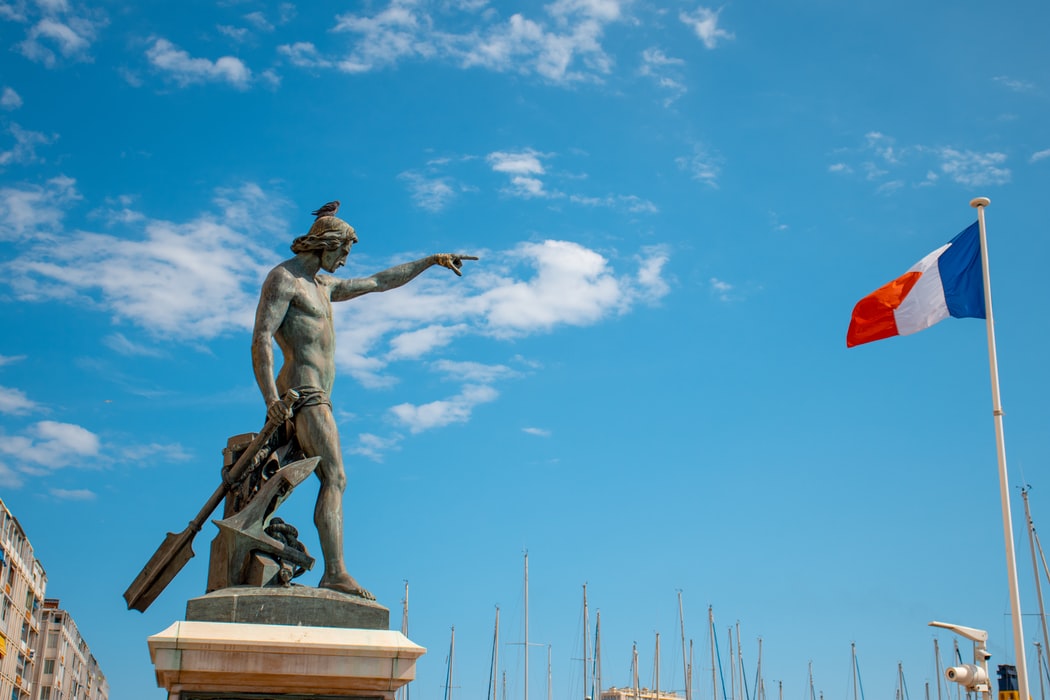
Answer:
top-left (434, 254), bottom-right (478, 277)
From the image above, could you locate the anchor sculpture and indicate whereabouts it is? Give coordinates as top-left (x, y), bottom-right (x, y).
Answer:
top-left (124, 389), bottom-right (317, 611)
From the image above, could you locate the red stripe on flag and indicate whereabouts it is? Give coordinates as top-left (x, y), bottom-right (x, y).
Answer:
top-left (846, 271), bottom-right (922, 347)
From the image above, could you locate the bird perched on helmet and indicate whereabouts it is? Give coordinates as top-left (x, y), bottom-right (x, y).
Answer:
top-left (311, 200), bottom-right (340, 218)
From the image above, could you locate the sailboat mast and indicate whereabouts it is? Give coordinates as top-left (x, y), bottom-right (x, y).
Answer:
top-left (808, 661), bottom-right (814, 700)
top-left (1023, 487), bottom-right (1050, 673)
top-left (1035, 642), bottom-right (1045, 700)
top-left (756, 637), bottom-right (763, 700)
top-left (709, 607), bottom-right (718, 700)
top-left (728, 628), bottom-right (736, 700)
top-left (445, 627), bottom-right (456, 700)
top-left (851, 643), bottom-right (858, 700)
top-left (655, 632), bottom-right (661, 700)
top-left (632, 642), bottom-right (640, 700)
top-left (934, 638), bottom-right (943, 700)
top-left (550, 646), bottom-right (558, 700)
top-left (584, 584), bottom-right (590, 700)
top-left (679, 592), bottom-right (689, 700)
top-left (525, 552), bottom-right (530, 700)
top-left (489, 607), bottom-right (501, 700)
top-left (595, 610), bottom-right (603, 700)
top-left (398, 581), bottom-right (410, 700)
top-left (735, 622), bottom-right (743, 700)
top-left (689, 639), bottom-right (695, 700)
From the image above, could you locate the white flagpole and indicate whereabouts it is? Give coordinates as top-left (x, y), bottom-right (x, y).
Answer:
top-left (971, 196), bottom-right (1030, 700)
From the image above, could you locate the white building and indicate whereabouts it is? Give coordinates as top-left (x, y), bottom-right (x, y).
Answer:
top-left (34, 599), bottom-right (108, 700)
top-left (0, 499), bottom-right (47, 700)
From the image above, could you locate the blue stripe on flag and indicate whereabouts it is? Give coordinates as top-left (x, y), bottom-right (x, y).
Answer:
top-left (938, 221), bottom-right (986, 319)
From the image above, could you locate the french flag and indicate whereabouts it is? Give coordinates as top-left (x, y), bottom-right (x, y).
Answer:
top-left (847, 222), bottom-right (985, 348)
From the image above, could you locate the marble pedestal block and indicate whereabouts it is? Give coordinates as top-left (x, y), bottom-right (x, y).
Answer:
top-left (148, 620), bottom-right (425, 700)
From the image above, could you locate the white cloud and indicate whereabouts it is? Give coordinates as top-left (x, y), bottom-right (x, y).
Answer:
top-left (390, 383), bottom-right (498, 433)
top-left (350, 432), bottom-right (402, 461)
top-left (993, 75), bottom-right (1036, 92)
top-left (710, 277), bottom-right (734, 302)
top-left (680, 6), bottom-right (734, 49)
top-left (639, 47), bottom-right (686, 104)
top-left (1, 87), bottom-right (22, 110)
top-left (0, 123), bottom-right (56, 167)
top-left (0, 420), bottom-right (101, 471)
top-left (277, 41), bottom-right (333, 69)
top-left (398, 170), bottom-right (459, 211)
top-left (936, 148), bottom-right (1010, 187)
top-left (676, 143), bottom-right (722, 188)
top-left (0, 386), bottom-right (39, 415)
top-left (0, 174), bottom-right (80, 241)
top-left (477, 240), bottom-right (624, 334)
top-left (430, 359), bottom-right (520, 383)
top-left (146, 37), bottom-right (252, 89)
top-left (387, 323), bottom-right (467, 360)
top-left (522, 426), bottom-right (550, 437)
top-left (487, 149), bottom-right (559, 198)
top-left (49, 488), bottom-right (96, 500)
top-left (102, 332), bottom-right (164, 357)
top-left (17, 13), bottom-right (104, 67)
top-left (3, 186), bottom-right (277, 338)
top-left (1029, 148), bottom-right (1050, 163)
top-left (0, 354), bottom-right (26, 367)
top-left (832, 134), bottom-right (1011, 191)
top-left (329, 0), bottom-right (624, 84)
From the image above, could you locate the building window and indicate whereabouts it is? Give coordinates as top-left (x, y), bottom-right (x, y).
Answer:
top-left (47, 631), bottom-right (58, 648)
top-left (39, 689), bottom-right (50, 700)
top-left (44, 659), bottom-right (54, 674)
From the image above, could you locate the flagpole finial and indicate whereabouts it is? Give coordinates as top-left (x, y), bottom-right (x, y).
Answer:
top-left (971, 197), bottom-right (991, 208)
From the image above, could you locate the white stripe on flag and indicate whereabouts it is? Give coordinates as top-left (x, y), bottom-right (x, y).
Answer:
top-left (894, 243), bottom-right (950, 335)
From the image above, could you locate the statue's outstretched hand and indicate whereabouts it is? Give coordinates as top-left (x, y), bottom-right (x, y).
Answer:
top-left (434, 254), bottom-right (478, 277)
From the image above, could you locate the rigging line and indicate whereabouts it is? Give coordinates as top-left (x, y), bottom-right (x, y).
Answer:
top-left (855, 652), bottom-right (866, 700)
top-left (713, 621), bottom-right (729, 700)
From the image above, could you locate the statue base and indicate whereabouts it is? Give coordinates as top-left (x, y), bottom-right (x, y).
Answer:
top-left (186, 585), bottom-right (390, 629)
top-left (149, 620), bottom-right (424, 700)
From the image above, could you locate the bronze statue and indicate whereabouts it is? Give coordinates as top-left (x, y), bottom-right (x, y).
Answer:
top-left (251, 213), bottom-right (476, 599)
top-left (124, 207), bottom-right (475, 612)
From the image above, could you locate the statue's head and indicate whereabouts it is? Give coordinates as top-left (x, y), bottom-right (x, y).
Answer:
top-left (291, 216), bottom-right (358, 272)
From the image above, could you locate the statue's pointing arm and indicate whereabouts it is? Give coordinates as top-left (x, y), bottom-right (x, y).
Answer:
top-left (330, 254), bottom-right (478, 302)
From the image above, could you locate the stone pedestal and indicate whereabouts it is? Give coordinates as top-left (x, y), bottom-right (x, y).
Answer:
top-left (186, 586), bottom-right (390, 629)
top-left (149, 620), bottom-right (425, 700)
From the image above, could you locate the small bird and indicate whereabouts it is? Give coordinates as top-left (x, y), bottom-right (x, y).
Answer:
top-left (311, 200), bottom-right (340, 218)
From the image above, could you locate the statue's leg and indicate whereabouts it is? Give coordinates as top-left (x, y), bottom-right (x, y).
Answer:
top-left (294, 404), bottom-right (375, 600)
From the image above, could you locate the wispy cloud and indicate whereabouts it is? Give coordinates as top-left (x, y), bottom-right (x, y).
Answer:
top-left (49, 488), bottom-right (96, 501)
top-left (639, 47), bottom-right (686, 104)
top-left (299, 1), bottom-right (628, 85)
top-left (2, 185), bottom-right (278, 337)
top-left (0, 87), bottom-right (22, 110)
top-left (676, 143), bottom-right (722, 188)
top-left (390, 383), bottom-right (499, 433)
top-left (0, 123), bottom-right (56, 167)
top-left (145, 37), bottom-right (252, 89)
top-left (14, 3), bottom-right (107, 68)
top-left (830, 133), bottom-right (1011, 190)
top-left (1029, 148), bottom-right (1050, 164)
top-left (0, 174), bottom-right (80, 241)
top-left (0, 386), bottom-right (39, 415)
top-left (522, 426), bottom-right (551, 437)
top-left (993, 75), bottom-right (1036, 93)
top-left (679, 6), bottom-right (734, 49)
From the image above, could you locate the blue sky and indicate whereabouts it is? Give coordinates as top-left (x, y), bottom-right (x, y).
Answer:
top-left (2, 0), bottom-right (1050, 698)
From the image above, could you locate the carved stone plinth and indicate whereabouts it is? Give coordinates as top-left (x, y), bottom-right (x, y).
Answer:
top-left (186, 585), bottom-right (390, 629)
top-left (148, 620), bottom-right (425, 700)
